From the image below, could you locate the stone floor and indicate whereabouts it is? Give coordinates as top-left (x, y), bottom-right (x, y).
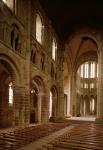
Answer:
top-left (18, 124), bottom-right (75, 150)
top-left (18, 117), bottom-right (100, 150)
top-left (68, 116), bottom-right (96, 121)
top-left (0, 117), bottom-right (102, 150)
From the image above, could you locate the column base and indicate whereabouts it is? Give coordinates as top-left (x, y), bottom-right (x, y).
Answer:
top-left (49, 116), bottom-right (67, 123)
top-left (95, 117), bottom-right (103, 124)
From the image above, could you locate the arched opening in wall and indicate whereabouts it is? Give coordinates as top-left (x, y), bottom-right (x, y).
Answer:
top-left (30, 76), bottom-right (46, 124)
top-left (11, 24), bottom-right (21, 53)
top-left (30, 87), bottom-right (38, 123)
top-left (0, 60), bottom-right (14, 127)
top-left (36, 13), bottom-right (44, 44)
top-left (76, 61), bottom-right (98, 117)
top-left (49, 86), bottom-right (58, 122)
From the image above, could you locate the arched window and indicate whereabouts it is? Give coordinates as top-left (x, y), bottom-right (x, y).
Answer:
top-left (11, 24), bottom-right (21, 52)
top-left (49, 92), bottom-right (52, 118)
top-left (9, 82), bottom-right (13, 107)
top-left (41, 54), bottom-right (45, 71)
top-left (79, 61), bottom-right (98, 78)
top-left (36, 14), bottom-right (44, 44)
top-left (2, 0), bottom-right (16, 13)
top-left (52, 38), bottom-right (57, 61)
top-left (11, 30), bottom-right (14, 48)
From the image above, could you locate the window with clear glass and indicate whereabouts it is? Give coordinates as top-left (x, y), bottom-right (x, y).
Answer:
top-left (80, 61), bottom-right (97, 78)
top-left (49, 92), bottom-right (52, 118)
top-left (80, 64), bottom-right (84, 77)
top-left (84, 83), bottom-right (88, 88)
top-left (90, 83), bottom-right (94, 89)
top-left (9, 82), bottom-right (13, 106)
top-left (36, 14), bottom-right (44, 44)
top-left (91, 63), bottom-right (95, 78)
top-left (90, 98), bottom-right (95, 112)
top-left (2, 0), bottom-right (16, 12)
top-left (52, 38), bottom-right (57, 61)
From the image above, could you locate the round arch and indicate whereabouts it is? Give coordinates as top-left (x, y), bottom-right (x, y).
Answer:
top-left (75, 51), bottom-right (98, 74)
top-left (0, 54), bottom-right (22, 127)
top-left (0, 54), bottom-right (21, 84)
top-left (30, 75), bottom-right (47, 123)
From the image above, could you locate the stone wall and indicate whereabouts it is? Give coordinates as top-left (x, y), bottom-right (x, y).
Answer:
top-left (0, 0), bottom-right (64, 127)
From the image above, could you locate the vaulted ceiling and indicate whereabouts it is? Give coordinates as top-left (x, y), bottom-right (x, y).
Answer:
top-left (39, 0), bottom-right (103, 42)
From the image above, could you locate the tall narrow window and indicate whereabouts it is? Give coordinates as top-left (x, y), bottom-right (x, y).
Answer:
top-left (3, 0), bottom-right (7, 3)
top-left (91, 62), bottom-right (95, 78)
top-left (11, 24), bottom-right (21, 53)
top-left (2, 0), bottom-right (14, 11)
top-left (11, 30), bottom-right (14, 48)
top-left (15, 35), bottom-right (19, 50)
top-left (84, 83), bottom-right (88, 88)
top-left (36, 14), bottom-right (43, 44)
top-left (52, 38), bottom-right (57, 61)
top-left (90, 98), bottom-right (95, 112)
top-left (90, 83), bottom-right (94, 89)
top-left (84, 62), bottom-right (89, 78)
top-left (49, 92), bottom-right (52, 118)
top-left (79, 61), bottom-right (97, 79)
top-left (9, 82), bottom-right (13, 107)
top-left (80, 64), bottom-right (83, 77)
top-left (97, 64), bottom-right (98, 77)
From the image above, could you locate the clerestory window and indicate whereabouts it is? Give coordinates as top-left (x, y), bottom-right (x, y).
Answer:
top-left (80, 61), bottom-right (98, 78)
top-left (36, 14), bottom-right (44, 44)
top-left (2, 0), bottom-right (16, 13)
top-left (52, 38), bottom-right (57, 61)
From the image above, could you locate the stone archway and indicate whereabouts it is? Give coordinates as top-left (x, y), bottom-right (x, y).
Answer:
top-left (0, 59), bottom-right (19, 127)
top-left (64, 29), bottom-right (99, 118)
top-left (30, 76), bottom-right (47, 124)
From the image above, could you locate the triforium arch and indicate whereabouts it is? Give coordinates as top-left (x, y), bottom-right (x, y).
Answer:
top-left (0, 54), bottom-right (21, 127)
top-left (49, 85), bottom-right (58, 121)
top-left (30, 76), bottom-right (48, 124)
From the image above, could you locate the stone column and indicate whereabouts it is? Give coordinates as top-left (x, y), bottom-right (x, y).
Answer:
top-left (23, 0), bottom-right (31, 126)
top-left (81, 98), bottom-right (84, 116)
top-left (96, 42), bottom-right (103, 122)
top-left (57, 81), bottom-right (64, 119)
top-left (13, 86), bottom-right (26, 126)
top-left (70, 72), bottom-right (76, 116)
top-left (76, 94), bottom-right (80, 116)
top-left (56, 49), bottom-right (64, 120)
top-left (37, 93), bottom-right (42, 123)
top-left (41, 94), bottom-right (49, 123)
